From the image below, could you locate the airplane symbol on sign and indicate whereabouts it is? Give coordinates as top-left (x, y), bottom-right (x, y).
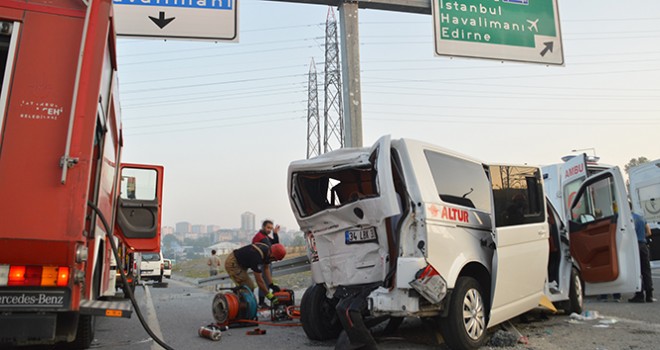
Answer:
top-left (527, 19), bottom-right (539, 32)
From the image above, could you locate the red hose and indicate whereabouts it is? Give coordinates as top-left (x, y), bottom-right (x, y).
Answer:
top-left (286, 305), bottom-right (301, 319)
top-left (234, 319), bottom-right (302, 327)
top-left (225, 293), bottom-right (240, 322)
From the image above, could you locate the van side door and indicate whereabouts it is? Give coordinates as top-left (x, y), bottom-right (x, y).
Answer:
top-left (114, 164), bottom-right (164, 252)
top-left (488, 165), bottom-right (549, 327)
top-left (567, 168), bottom-right (641, 295)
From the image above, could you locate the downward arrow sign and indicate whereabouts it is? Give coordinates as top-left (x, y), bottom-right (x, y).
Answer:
top-left (540, 41), bottom-right (554, 57)
top-left (149, 11), bottom-right (175, 29)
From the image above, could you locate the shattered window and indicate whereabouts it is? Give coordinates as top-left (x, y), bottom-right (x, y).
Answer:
top-left (292, 165), bottom-right (379, 217)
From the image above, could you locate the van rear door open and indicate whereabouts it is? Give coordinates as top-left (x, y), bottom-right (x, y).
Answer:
top-left (288, 136), bottom-right (400, 289)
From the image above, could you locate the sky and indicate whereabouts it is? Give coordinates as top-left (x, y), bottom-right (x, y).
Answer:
top-left (115, 0), bottom-right (660, 230)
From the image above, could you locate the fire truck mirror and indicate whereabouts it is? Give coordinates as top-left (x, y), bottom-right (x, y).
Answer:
top-left (121, 168), bottom-right (157, 201)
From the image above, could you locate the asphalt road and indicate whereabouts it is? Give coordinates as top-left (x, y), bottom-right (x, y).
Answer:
top-left (92, 273), bottom-right (660, 350)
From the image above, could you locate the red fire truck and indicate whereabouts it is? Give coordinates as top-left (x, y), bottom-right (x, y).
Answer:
top-left (0, 1), bottom-right (163, 348)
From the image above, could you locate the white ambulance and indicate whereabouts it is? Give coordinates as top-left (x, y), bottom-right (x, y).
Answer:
top-left (629, 159), bottom-right (660, 267)
top-left (542, 154), bottom-right (641, 310)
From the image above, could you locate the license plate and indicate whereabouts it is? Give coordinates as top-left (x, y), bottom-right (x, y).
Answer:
top-left (345, 227), bottom-right (378, 244)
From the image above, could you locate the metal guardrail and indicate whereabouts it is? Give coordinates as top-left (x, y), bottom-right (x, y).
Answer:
top-left (197, 255), bottom-right (312, 287)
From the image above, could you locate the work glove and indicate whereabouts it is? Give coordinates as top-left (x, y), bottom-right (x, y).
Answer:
top-left (266, 292), bottom-right (279, 305)
top-left (269, 284), bottom-right (281, 293)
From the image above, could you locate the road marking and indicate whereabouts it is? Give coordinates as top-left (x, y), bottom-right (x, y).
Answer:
top-left (608, 315), bottom-right (660, 330)
top-left (142, 284), bottom-right (166, 350)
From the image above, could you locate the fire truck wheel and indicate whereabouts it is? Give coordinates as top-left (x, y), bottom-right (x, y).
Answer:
top-left (301, 284), bottom-right (342, 340)
top-left (439, 276), bottom-right (487, 350)
top-left (65, 315), bottom-right (95, 349)
top-left (383, 317), bottom-right (404, 334)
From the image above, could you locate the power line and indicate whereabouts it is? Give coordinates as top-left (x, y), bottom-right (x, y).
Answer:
top-left (361, 111), bottom-right (659, 122)
top-left (388, 80), bottom-right (660, 93)
top-left (121, 63), bottom-right (318, 85)
top-left (125, 116), bottom-right (304, 136)
top-left (123, 101), bottom-right (305, 118)
top-left (120, 44), bottom-right (322, 66)
top-left (120, 56), bottom-right (659, 87)
top-left (361, 67), bottom-right (660, 84)
top-left (363, 115), bottom-right (660, 126)
top-left (126, 109), bottom-right (305, 129)
top-left (119, 82), bottom-right (305, 103)
top-left (361, 89), bottom-right (659, 101)
top-left (121, 74), bottom-right (308, 94)
top-left (118, 36), bottom-right (324, 58)
top-left (122, 90), bottom-right (305, 109)
top-left (364, 103), bottom-right (660, 113)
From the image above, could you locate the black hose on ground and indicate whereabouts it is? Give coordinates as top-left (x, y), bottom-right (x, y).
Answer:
top-left (88, 201), bottom-right (175, 350)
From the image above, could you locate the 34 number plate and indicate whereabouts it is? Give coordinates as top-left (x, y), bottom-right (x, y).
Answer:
top-left (345, 227), bottom-right (378, 244)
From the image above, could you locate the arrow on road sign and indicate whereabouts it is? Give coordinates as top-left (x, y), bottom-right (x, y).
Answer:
top-left (540, 42), bottom-right (554, 57)
top-left (148, 12), bottom-right (175, 29)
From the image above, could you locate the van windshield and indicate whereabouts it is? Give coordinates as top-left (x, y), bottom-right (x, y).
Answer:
top-left (142, 253), bottom-right (160, 262)
top-left (292, 163), bottom-right (379, 217)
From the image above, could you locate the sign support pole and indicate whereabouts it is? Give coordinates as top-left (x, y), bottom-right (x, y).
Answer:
top-left (339, 1), bottom-right (362, 148)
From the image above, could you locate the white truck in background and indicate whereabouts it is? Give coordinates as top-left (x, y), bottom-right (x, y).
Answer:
top-left (629, 159), bottom-right (660, 268)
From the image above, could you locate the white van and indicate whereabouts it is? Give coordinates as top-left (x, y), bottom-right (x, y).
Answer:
top-left (289, 136), bottom-right (554, 349)
top-left (629, 159), bottom-right (660, 267)
top-left (542, 154), bottom-right (641, 309)
top-left (140, 252), bottom-right (164, 283)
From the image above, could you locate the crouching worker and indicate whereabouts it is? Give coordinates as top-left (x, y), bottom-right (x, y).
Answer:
top-left (224, 242), bottom-right (287, 305)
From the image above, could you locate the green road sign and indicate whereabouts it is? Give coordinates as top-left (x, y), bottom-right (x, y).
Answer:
top-left (433, 0), bottom-right (564, 65)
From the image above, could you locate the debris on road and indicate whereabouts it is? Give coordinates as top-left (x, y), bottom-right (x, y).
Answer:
top-left (501, 320), bottom-right (529, 345)
top-left (246, 328), bottom-right (267, 335)
top-left (488, 330), bottom-right (519, 347)
top-left (570, 310), bottom-right (601, 321)
top-left (198, 324), bottom-right (223, 341)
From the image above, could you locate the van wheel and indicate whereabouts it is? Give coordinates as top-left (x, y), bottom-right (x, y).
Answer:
top-left (439, 277), bottom-right (487, 350)
top-left (301, 284), bottom-right (342, 340)
top-left (566, 268), bottom-right (584, 314)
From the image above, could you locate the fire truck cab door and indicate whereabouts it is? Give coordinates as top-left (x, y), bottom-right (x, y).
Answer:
top-left (115, 164), bottom-right (164, 252)
top-left (567, 168), bottom-right (641, 295)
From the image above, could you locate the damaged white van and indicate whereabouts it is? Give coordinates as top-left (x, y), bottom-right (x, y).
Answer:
top-left (288, 136), bottom-right (553, 350)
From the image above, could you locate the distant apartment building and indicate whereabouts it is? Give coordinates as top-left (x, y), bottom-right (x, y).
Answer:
top-left (175, 221), bottom-right (191, 234)
top-left (241, 211), bottom-right (255, 232)
top-left (191, 224), bottom-right (207, 234)
top-left (161, 226), bottom-right (175, 235)
top-left (207, 225), bottom-right (221, 234)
